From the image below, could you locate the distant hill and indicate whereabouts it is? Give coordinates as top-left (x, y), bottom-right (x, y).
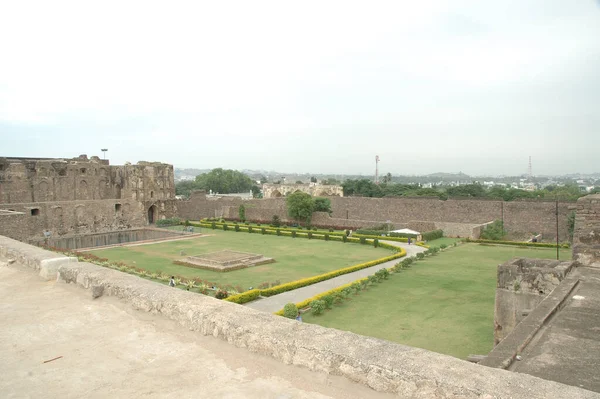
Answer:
top-left (425, 172), bottom-right (471, 179)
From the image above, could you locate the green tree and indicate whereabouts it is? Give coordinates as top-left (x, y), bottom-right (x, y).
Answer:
top-left (310, 176), bottom-right (317, 183)
top-left (446, 183), bottom-right (486, 198)
top-left (238, 205), bottom-right (246, 222)
top-left (480, 220), bottom-right (506, 240)
top-left (194, 168), bottom-right (254, 194)
top-left (314, 197), bottom-right (332, 214)
top-left (175, 180), bottom-right (202, 197)
top-left (286, 192), bottom-right (315, 224)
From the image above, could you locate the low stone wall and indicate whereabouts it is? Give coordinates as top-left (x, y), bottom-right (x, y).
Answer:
top-left (28, 227), bottom-right (190, 250)
top-left (482, 272), bottom-right (580, 369)
top-left (492, 258), bottom-right (574, 345)
top-left (573, 194), bottom-right (600, 268)
top-left (0, 235), bottom-right (596, 398)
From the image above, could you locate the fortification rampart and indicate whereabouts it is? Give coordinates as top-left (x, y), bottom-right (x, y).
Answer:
top-left (0, 156), bottom-right (175, 204)
top-left (176, 194), bottom-right (572, 240)
top-left (0, 156), bottom-right (177, 242)
top-left (0, 235), bottom-right (596, 398)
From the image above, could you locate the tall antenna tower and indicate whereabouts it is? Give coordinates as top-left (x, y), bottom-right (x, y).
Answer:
top-left (528, 156), bottom-right (533, 179)
top-left (375, 155), bottom-right (380, 184)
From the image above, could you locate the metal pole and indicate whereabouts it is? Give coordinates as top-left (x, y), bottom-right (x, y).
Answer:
top-left (556, 197), bottom-right (559, 260)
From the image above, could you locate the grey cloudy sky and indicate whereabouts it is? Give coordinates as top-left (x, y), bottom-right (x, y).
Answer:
top-left (1, 0), bottom-right (599, 176)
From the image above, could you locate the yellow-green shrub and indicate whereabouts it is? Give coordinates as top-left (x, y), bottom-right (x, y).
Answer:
top-left (262, 249), bottom-right (406, 297)
top-left (224, 289), bottom-right (260, 304)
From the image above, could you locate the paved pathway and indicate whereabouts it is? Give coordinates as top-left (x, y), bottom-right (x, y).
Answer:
top-left (245, 241), bottom-right (427, 313)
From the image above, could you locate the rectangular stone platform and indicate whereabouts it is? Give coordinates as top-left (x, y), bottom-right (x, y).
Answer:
top-left (175, 250), bottom-right (274, 272)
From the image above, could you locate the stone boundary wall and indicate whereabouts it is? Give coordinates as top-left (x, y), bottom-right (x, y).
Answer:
top-left (0, 235), bottom-right (596, 398)
top-left (176, 194), bottom-right (573, 240)
top-left (0, 198), bottom-right (178, 243)
top-left (482, 272), bottom-right (580, 370)
top-left (573, 194), bottom-right (600, 268)
top-left (492, 259), bottom-right (574, 345)
top-left (0, 199), bottom-right (145, 242)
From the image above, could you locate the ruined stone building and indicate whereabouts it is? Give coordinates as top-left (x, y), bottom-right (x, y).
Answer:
top-left (0, 155), bottom-right (177, 242)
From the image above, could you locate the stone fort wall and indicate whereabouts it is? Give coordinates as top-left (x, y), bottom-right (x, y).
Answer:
top-left (177, 194), bottom-right (574, 240)
top-left (0, 156), bottom-right (178, 242)
top-left (0, 155), bottom-right (175, 203)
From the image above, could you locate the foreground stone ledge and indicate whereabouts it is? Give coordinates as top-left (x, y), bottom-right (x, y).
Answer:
top-left (0, 235), bottom-right (76, 279)
top-left (55, 260), bottom-right (598, 398)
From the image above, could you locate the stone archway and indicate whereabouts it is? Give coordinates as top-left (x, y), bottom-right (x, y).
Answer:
top-left (272, 190), bottom-right (282, 198)
top-left (148, 205), bottom-right (157, 224)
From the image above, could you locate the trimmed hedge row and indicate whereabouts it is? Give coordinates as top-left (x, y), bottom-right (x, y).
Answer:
top-left (199, 220), bottom-right (348, 236)
top-left (422, 229), bottom-right (443, 241)
top-left (356, 229), bottom-right (419, 239)
top-left (261, 248), bottom-right (407, 297)
top-left (274, 279), bottom-right (366, 316)
top-left (466, 238), bottom-right (570, 248)
top-left (225, 289), bottom-right (261, 304)
top-left (353, 234), bottom-right (409, 243)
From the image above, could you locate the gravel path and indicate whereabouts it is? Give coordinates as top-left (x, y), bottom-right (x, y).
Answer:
top-left (245, 241), bottom-right (427, 313)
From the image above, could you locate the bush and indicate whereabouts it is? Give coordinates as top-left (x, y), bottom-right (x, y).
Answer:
top-left (155, 217), bottom-right (182, 227)
top-left (308, 231), bottom-right (313, 239)
top-left (342, 235), bottom-right (347, 243)
top-left (215, 290), bottom-right (229, 299)
top-left (225, 289), bottom-right (260, 304)
top-left (234, 224), bottom-right (240, 232)
top-left (359, 237), bottom-right (367, 245)
top-left (322, 295), bottom-right (334, 309)
top-left (283, 303), bottom-right (299, 319)
top-left (276, 228), bottom-right (281, 236)
top-left (248, 226), bottom-right (253, 233)
top-left (311, 300), bottom-right (326, 315)
top-left (324, 233), bottom-right (329, 241)
top-left (291, 230), bottom-right (297, 238)
top-left (333, 292), bottom-right (344, 304)
top-left (373, 238), bottom-right (379, 248)
top-left (223, 224), bottom-right (229, 231)
top-left (479, 221), bottom-right (505, 241)
top-left (271, 215), bottom-right (281, 227)
top-left (440, 244), bottom-right (448, 250)
top-left (421, 229), bottom-right (443, 241)
top-left (211, 221), bottom-right (217, 229)
top-left (416, 252), bottom-right (425, 260)
top-left (261, 228), bottom-right (266, 235)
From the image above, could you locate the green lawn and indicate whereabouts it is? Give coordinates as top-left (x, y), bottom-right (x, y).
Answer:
top-left (88, 229), bottom-right (391, 290)
top-left (425, 237), bottom-right (463, 247)
top-left (301, 243), bottom-right (572, 359)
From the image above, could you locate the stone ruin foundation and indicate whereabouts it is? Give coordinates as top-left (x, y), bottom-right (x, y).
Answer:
top-left (176, 250), bottom-right (274, 272)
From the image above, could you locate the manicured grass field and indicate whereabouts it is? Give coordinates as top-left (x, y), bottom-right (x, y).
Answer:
top-left (301, 243), bottom-right (572, 359)
top-left (425, 237), bottom-right (462, 247)
top-left (88, 229), bottom-right (391, 290)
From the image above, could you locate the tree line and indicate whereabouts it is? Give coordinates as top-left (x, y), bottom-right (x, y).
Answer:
top-left (342, 179), bottom-right (595, 201)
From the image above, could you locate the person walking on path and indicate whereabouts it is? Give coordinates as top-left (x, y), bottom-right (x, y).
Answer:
top-left (169, 276), bottom-right (176, 287)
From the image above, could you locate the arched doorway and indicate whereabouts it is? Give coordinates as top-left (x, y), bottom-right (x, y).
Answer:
top-left (148, 205), bottom-right (156, 224)
top-left (271, 190), bottom-right (282, 198)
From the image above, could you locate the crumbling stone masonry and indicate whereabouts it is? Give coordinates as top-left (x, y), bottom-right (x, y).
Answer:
top-left (0, 156), bottom-right (177, 242)
top-left (492, 258), bottom-right (574, 345)
top-left (573, 194), bottom-right (600, 268)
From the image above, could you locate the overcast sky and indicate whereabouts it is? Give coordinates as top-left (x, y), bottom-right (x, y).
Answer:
top-left (1, 1), bottom-right (599, 176)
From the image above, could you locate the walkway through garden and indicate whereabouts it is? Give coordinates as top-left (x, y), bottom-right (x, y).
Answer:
top-left (245, 241), bottom-right (427, 313)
